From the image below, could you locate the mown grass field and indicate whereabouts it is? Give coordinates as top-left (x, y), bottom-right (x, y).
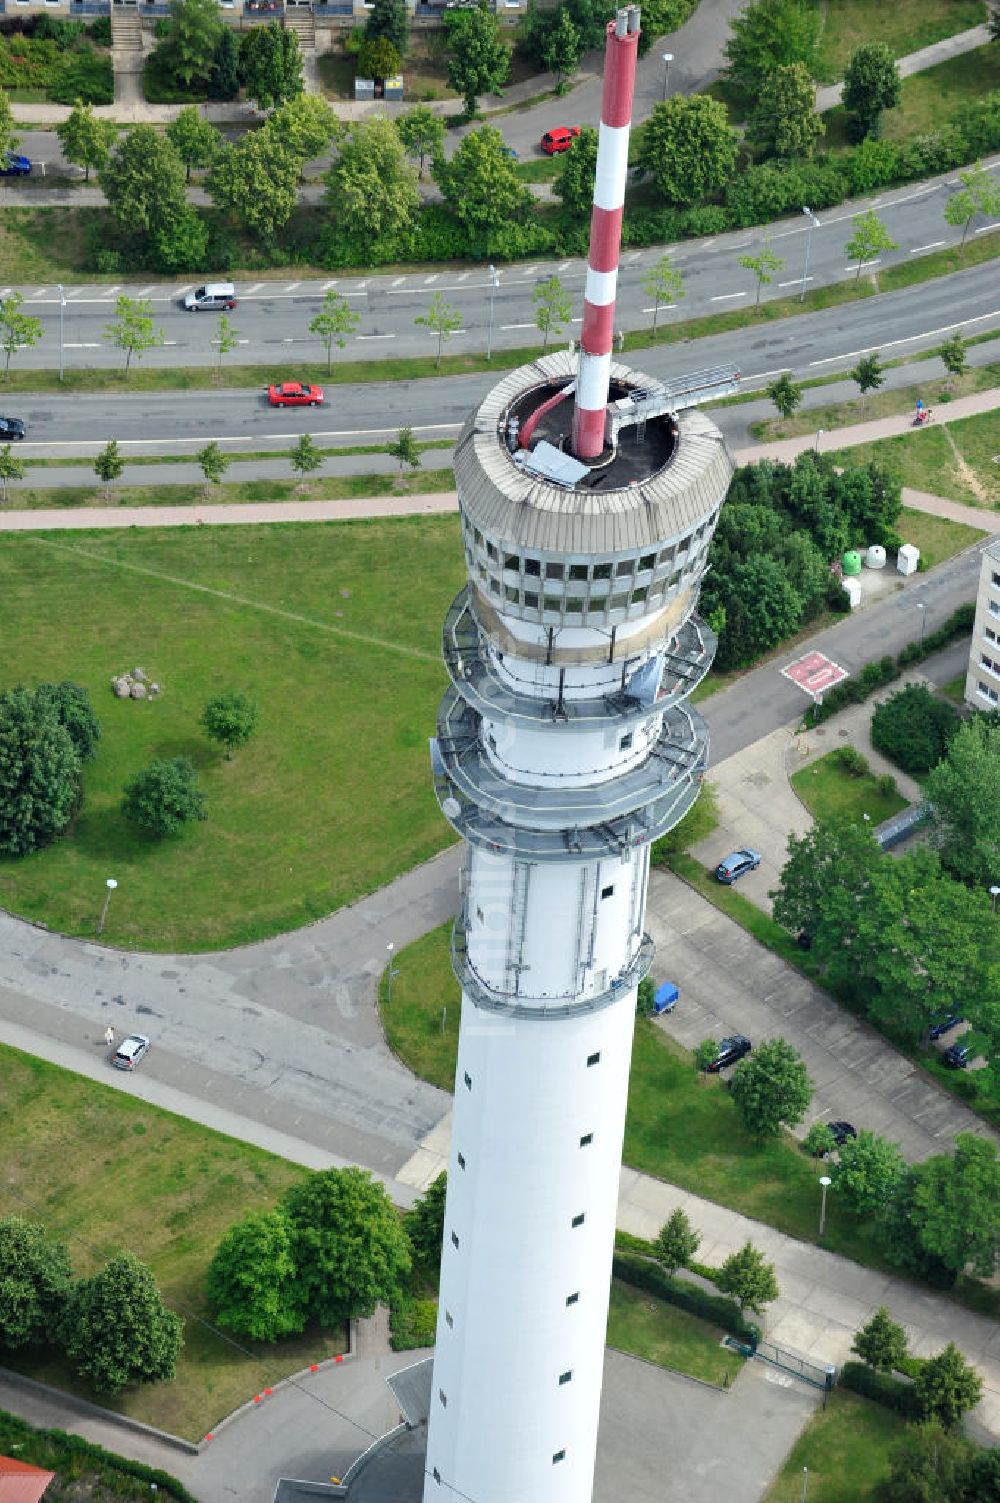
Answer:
top-left (606, 1280), bottom-right (744, 1388)
top-left (811, 0), bottom-right (987, 82)
top-left (0, 467), bottom-right (455, 511)
top-left (791, 750), bottom-right (908, 825)
top-left (763, 1389), bottom-right (905, 1503)
top-left (828, 410), bottom-right (1000, 507)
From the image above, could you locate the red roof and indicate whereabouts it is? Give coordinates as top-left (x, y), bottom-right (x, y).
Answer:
top-left (0, 1456), bottom-right (56, 1503)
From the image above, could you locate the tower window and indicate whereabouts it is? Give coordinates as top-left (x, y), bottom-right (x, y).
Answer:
top-left (553, 1450), bottom-right (566, 1465)
top-left (445, 1310), bottom-right (454, 1328)
top-left (601, 884), bottom-right (614, 899)
top-left (524, 591), bottom-right (539, 609)
top-left (504, 553), bottom-right (519, 571)
top-left (566, 1291), bottom-right (580, 1306)
top-left (439, 1389), bottom-right (447, 1407)
top-left (587, 1051), bottom-right (600, 1067)
top-left (505, 585), bottom-right (519, 604)
top-left (433, 1468), bottom-right (441, 1485)
top-left (451, 1231), bottom-right (460, 1249)
top-left (639, 553), bottom-right (656, 570)
top-left (559, 1370), bottom-right (572, 1385)
top-left (486, 542), bottom-right (498, 561)
top-left (615, 559), bottom-right (634, 576)
top-left (525, 558), bottom-right (541, 576)
top-left (571, 1213), bottom-right (585, 1228)
top-left (545, 562), bottom-right (564, 579)
top-left (569, 564), bottom-right (588, 581)
top-left (464, 1071), bottom-right (472, 1090)
top-left (543, 596), bottom-right (561, 613)
top-left (457, 1152), bottom-right (466, 1170)
top-left (619, 732), bottom-right (633, 751)
top-left (593, 562), bottom-right (612, 580)
top-left (580, 1132), bottom-right (593, 1147)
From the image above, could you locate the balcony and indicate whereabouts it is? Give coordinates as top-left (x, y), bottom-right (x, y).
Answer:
top-left (451, 921), bottom-right (654, 1019)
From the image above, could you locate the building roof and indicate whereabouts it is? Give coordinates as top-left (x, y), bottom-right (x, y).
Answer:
top-left (0, 1456), bottom-right (56, 1503)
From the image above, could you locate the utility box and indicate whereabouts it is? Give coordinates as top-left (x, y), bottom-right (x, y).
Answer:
top-left (654, 981), bottom-right (679, 1014)
top-left (384, 73), bottom-right (404, 99)
top-left (842, 576), bottom-right (861, 610)
top-left (897, 543), bottom-right (920, 576)
top-left (866, 544), bottom-right (886, 569)
top-left (354, 76), bottom-right (375, 100)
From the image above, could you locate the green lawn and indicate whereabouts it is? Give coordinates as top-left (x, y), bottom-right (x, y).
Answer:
top-left (0, 1042), bottom-right (344, 1442)
top-left (751, 362), bottom-right (1000, 444)
top-left (791, 750), bottom-right (908, 825)
top-left (0, 466), bottom-right (454, 511)
top-left (896, 507), bottom-right (989, 569)
top-left (940, 670), bottom-right (968, 704)
top-left (606, 1280), bottom-right (744, 1388)
top-left (763, 1389), bottom-right (905, 1502)
top-left (0, 517), bottom-right (465, 950)
top-left (812, 0), bottom-right (987, 83)
top-left (827, 411), bottom-right (1000, 508)
top-left (882, 41), bottom-right (1000, 143)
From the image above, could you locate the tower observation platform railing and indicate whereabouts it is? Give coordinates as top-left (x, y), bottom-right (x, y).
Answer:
top-left (451, 921), bottom-right (654, 1019)
top-left (606, 363), bottom-right (741, 448)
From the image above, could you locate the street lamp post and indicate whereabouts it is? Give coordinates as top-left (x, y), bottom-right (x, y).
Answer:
top-left (800, 207), bottom-right (819, 302)
top-left (814, 428), bottom-right (824, 453)
top-left (990, 884), bottom-right (1000, 914)
top-left (818, 1175), bottom-right (832, 1237)
top-left (58, 283), bottom-right (66, 382)
top-left (916, 601), bottom-right (926, 642)
top-left (661, 51), bottom-right (673, 101)
top-left (486, 264), bottom-right (500, 362)
top-left (97, 877), bottom-right (117, 936)
top-left (385, 941), bottom-right (400, 1003)
top-left (800, 1466), bottom-right (809, 1502)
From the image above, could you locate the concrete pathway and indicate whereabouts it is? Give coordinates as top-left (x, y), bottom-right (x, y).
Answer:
top-left (815, 24), bottom-right (993, 113)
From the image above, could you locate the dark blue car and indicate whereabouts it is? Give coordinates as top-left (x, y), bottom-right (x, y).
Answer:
top-left (1, 153), bottom-right (31, 177)
top-left (928, 1013), bottom-right (965, 1041)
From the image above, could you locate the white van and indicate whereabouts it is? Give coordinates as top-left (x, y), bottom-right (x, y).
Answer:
top-left (183, 282), bottom-right (237, 312)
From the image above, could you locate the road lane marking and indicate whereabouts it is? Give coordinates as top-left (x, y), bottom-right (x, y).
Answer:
top-left (321, 279), bottom-right (338, 290)
top-left (909, 241), bottom-right (946, 253)
top-left (245, 283), bottom-right (264, 294)
top-left (391, 277), bottom-right (406, 286)
top-left (283, 282), bottom-right (300, 292)
top-left (778, 278), bottom-right (812, 288)
top-left (558, 261), bottom-right (571, 271)
top-left (975, 222), bottom-right (1000, 234)
top-left (842, 260), bottom-right (881, 273)
top-left (356, 332), bottom-right (396, 339)
top-left (501, 322), bottom-right (535, 329)
top-left (424, 274), bottom-right (439, 284)
top-left (808, 305), bottom-right (1000, 366)
top-left (711, 291), bottom-right (746, 301)
top-left (136, 286), bottom-right (155, 296)
top-left (641, 305), bottom-right (676, 312)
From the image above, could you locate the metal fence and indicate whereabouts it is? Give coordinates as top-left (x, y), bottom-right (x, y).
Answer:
top-left (726, 1334), bottom-right (836, 1390)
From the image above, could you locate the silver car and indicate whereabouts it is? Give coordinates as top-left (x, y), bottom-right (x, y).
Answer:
top-left (111, 1033), bottom-right (150, 1071)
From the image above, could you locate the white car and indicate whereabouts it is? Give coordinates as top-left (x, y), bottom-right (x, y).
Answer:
top-left (111, 1033), bottom-right (150, 1071)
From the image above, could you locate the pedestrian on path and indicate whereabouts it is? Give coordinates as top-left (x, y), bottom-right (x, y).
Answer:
top-left (104, 1025), bottom-right (115, 1048)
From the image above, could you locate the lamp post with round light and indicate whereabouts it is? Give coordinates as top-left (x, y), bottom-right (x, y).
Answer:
top-left (800, 207), bottom-right (820, 302)
top-left (97, 877), bottom-right (117, 936)
top-left (818, 1174), bottom-right (832, 1236)
top-left (661, 51), bottom-right (673, 101)
top-left (814, 428), bottom-right (824, 454)
top-left (991, 885), bottom-right (1000, 915)
top-left (385, 941), bottom-right (400, 1004)
top-left (486, 264), bottom-right (500, 362)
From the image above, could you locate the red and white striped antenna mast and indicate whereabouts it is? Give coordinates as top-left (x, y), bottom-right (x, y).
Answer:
top-left (571, 4), bottom-right (641, 460)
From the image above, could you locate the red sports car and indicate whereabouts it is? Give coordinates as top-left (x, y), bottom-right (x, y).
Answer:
top-left (267, 381), bottom-right (325, 407)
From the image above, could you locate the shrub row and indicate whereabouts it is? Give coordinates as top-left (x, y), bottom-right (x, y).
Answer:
top-left (611, 1250), bottom-right (758, 1342)
top-left (0, 30), bottom-right (111, 104)
top-left (0, 1409), bottom-right (197, 1501)
top-left (839, 1359), bottom-right (921, 1419)
top-left (388, 1293), bottom-right (438, 1352)
top-left (811, 602), bottom-right (975, 725)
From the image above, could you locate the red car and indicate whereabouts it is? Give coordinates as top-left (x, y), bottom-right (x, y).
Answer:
top-left (540, 126), bottom-right (581, 156)
top-left (267, 381), bottom-right (325, 408)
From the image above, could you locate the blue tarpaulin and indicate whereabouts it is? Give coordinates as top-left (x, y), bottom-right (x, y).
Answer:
top-left (654, 982), bottom-right (679, 1014)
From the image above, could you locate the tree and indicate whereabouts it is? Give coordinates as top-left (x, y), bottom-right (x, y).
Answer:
top-left (444, 2), bottom-right (511, 118)
top-left (157, 0), bottom-right (223, 90)
top-left (289, 434), bottom-right (323, 485)
top-left (165, 105), bottom-right (219, 183)
top-left (434, 124), bottom-right (531, 250)
top-left (0, 291), bottom-right (43, 378)
top-left (992, 2), bottom-right (1000, 42)
top-left (151, 206), bottom-right (210, 276)
top-left (268, 95), bottom-right (340, 170)
top-left (925, 718), bottom-right (1000, 889)
top-left (944, 161), bottom-right (1000, 249)
top-left (739, 237), bottom-right (783, 309)
top-left (201, 691), bottom-right (259, 759)
top-left (0, 687), bottom-right (81, 856)
top-left (103, 296), bottom-right (165, 378)
top-left (93, 438), bottom-right (125, 501)
top-left (33, 681), bottom-right (101, 762)
top-left (694, 1039), bottom-right (719, 1071)
top-left (0, 444), bottom-right (24, 504)
top-left (206, 1209), bottom-right (302, 1341)
top-left (64, 1252), bottom-right (182, 1394)
top-left (309, 290), bottom-right (360, 375)
top-left (831, 1131), bottom-right (905, 1216)
top-left (543, 7), bottom-right (581, 92)
top-left (213, 313), bottom-right (239, 378)
top-left (766, 373), bottom-right (802, 420)
top-left (121, 757), bottom-right (207, 838)
top-left (553, 125), bottom-right (598, 220)
top-left (849, 352), bottom-right (884, 413)
top-left (851, 1305), bottom-right (908, 1373)
top-left (209, 27), bottom-right (239, 102)
top-left (100, 124), bottom-right (187, 238)
top-left (416, 292), bottom-right (461, 370)
top-left (717, 1241), bottom-right (779, 1315)
top-left (324, 117), bottom-right (419, 254)
top-left (747, 62), bottom-right (822, 158)
top-left (729, 1038), bottom-right (812, 1138)
top-left (532, 274), bottom-right (572, 353)
top-left (801, 1121), bottom-right (835, 1158)
top-left (638, 95), bottom-right (738, 206)
top-left (56, 101), bottom-right (116, 184)
top-left (842, 42), bottom-right (902, 142)
top-left (723, 0), bottom-right (817, 95)
top-left (653, 1208), bottom-right (700, 1277)
top-left (403, 1171), bottom-right (447, 1275)
top-left (0, 87), bottom-right (16, 166)
top-left (196, 440), bottom-right (230, 490)
top-left (871, 683), bottom-right (958, 775)
top-left (387, 426), bottom-right (421, 472)
top-left (0, 1215), bottom-right (73, 1352)
top-left (643, 251), bottom-right (684, 334)
top-left (365, 0), bottom-right (408, 57)
top-left (881, 1421), bottom-right (975, 1503)
top-left (715, 553), bottom-right (803, 669)
top-left (395, 104), bottom-right (445, 179)
top-left (844, 210), bottom-right (897, 281)
top-left (938, 331), bottom-right (968, 387)
top-left (908, 1134), bottom-right (1000, 1280)
top-left (914, 1343), bottom-right (984, 1429)
top-left (238, 23), bottom-right (303, 110)
top-left (281, 1166), bottom-right (411, 1326)
top-left (357, 36), bottom-right (401, 83)
top-left (771, 819), bottom-right (883, 981)
top-left (207, 131), bottom-right (300, 242)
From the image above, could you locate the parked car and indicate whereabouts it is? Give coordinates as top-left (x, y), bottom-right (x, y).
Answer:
top-left (267, 380), bottom-right (325, 408)
top-left (928, 1013), bottom-right (965, 1041)
top-left (540, 126), bottom-right (580, 155)
top-left (715, 848), bottom-right (762, 884)
top-left (0, 415), bottom-right (26, 440)
top-left (942, 1042), bottom-right (971, 1069)
top-left (705, 1035), bottom-right (752, 1072)
top-left (182, 282), bottom-right (237, 312)
top-left (828, 1120), bottom-right (857, 1147)
top-left (1, 152), bottom-right (31, 177)
top-left (112, 1033), bottom-right (150, 1071)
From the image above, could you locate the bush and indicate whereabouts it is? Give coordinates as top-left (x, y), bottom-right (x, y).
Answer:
top-left (49, 45), bottom-right (112, 105)
top-left (846, 136), bottom-right (901, 195)
top-left (802, 1122), bottom-right (835, 1157)
top-left (88, 15), bottom-right (112, 46)
top-left (840, 1359), bottom-right (921, 1418)
top-left (694, 1038), bottom-right (719, 1071)
top-left (0, 1411), bottom-right (197, 1501)
top-left (389, 1294), bottom-right (438, 1351)
top-left (898, 126), bottom-right (969, 179)
top-left (955, 92), bottom-right (1000, 157)
top-left (612, 1251), bottom-right (758, 1341)
top-left (875, 772), bottom-right (897, 798)
top-left (871, 684), bottom-right (958, 775)
top-left (834, 744), bottom-right (869, 777)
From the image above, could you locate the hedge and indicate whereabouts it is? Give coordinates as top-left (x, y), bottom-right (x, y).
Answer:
top-left (0, 1408), bottom-right (198, 1501)
top-left (810, 603), bottom-right (975, 725)
top-left (839, 1359), bottom-right (921, 1419)
top-left (612, 1250), bottom-right (759, 1342)
top-left (389, 1294), bottom-right (438, 1352)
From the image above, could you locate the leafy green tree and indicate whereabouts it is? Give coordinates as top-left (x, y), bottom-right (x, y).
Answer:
top-left (290, 433), bottom-right (323, 484)
top-left (831, 1131), bottom-right (905, 1216)
top-left (729, 1037), bottom-right (812, 1138)
top-left (122, 757), bottom-right (207, 838)
top-left (801, 1121), bottom-right (835, 1158)
top-left (404, 1171), bottom-right (447, 1275)
top-left (444, 2), bottom-right (511, 117)
top-left (157, 0), bottom-right (223, 90)
top-left (748, 62), bottom-right (822, 158)
top-left (643, 251), bottom-right (684, 333)
top-left (395, 104), bottom-right (445, 178)
top-left (100, 125), bottom-right (187, 238)
top-left (213, 313), bottom-right (239, 378)
top-left (239, 22), bottom-right (303, 110)
top-left (201, 691), bottom-right (259, 759)
top-left (842, 42), bottom-right (901, 143)
top-left (207, 131), bottom-right (299, 242)
top-left (309, 290), bottom-right (360, 375)
top-left (544, 7), bottom-right (581, 92)
top-left (551, 124), bottom-right (598, 220)
top-left (717, 1241), bottom-right (779, 1315)
top-left (209, 27), bottom-right (239, 101)
top-left (851, 1305), bottom-right (908, 1373)
top-left (532, 274), bottom-right (572, 353)
top-left (281, 1166), bottom-right (411, 1325)
top-left (196, 440), bottom-right (230, 490)
top-left (914, 1344), bottom-right (984, 1430)
top-left (772, 819), bottom-right (882, 975)
top-left (938, 331), bottom-right (968, 386)
top-left (694, 1038), bottom-right (719, 1071)
top-left (925, 718), bottom-right (1000, 889)
top-left (206, 1209), bottom-right (302, 1341)
top-left (881, 1420), bottom-right (975, 1503)
top-left (715, 554), bottom-right (803, 669)
top-left (849, 352), bottom-right (884, 413)
top-left (103, 296), bottom-right (165, 378)
top-left (56, 101), bottom-right (116, 183)
top-left (268, 95), bottom-right (340, 169)
top-left (357, 36), bottom-right (401, 82)
top-left (723, 0), bottom-right (817, 95)
top-left (870, 683), bottom-right (958, 775)
top-left (909, 1134), bottom-right (1000, 1280)
top-left (0, 291), bottom-right (43, 378)
top-left (151, 206), bottom-right (210, 276)
top-left (387, 426), bottom-right (421, 472)
top-left (962, 1444), bottom-right (1000, 1500)
top-left (638, 95), bottom-right (738, 206)
top-left (739, 237), bottom-right (783, 309)
top-left (992, 3), bottom-right (1000, 43)
top-left (33, 682), bottom-right (101, 762)
top-left (0, 1215), bottom-right (73, 1352)
top-left (653, 1208), bottom-right (700, 1277)
top-left (767, 373), bottom-right (802, 420)
top-left (0, 687), bottom-right (81, 856)
top-left (64, 1252), bottom-right (183, 1394)
top-left (944, 161), bottom-right (1000, 248)
top-left (0, 88), bottom-right (16, 165)
top-left (365, 0), bottom-right (409, 57)
top-left (845, 209), bottom-right (897, 281)
top-left (93, 438), bottom-right (125, 501)
top-left (434, 123), bottom-right (530, 249)
top-left (416, 292), bottom-right (462, 370)
top-left (0, 444), bottom-right (24, 504)
top-left (165, 105), bottom-right (219, 182)
top-left (325, 117), bottom-right (419, 254)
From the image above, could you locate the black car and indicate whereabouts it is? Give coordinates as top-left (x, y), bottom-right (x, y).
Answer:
top-left (0, 415), bottom-right (25, 440)
top-left (828, 1120), bottom-right (857, 1147)
top-left (928, 1014), bottom-right (965, 1041)
top-left (706, 1035), bottom-right (752, 1072)
top-left (942, 1042), bottom-right (971, 1069)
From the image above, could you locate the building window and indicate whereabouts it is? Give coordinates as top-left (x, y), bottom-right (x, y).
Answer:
top-left (619, 731), bottom-right (633, 751)
top-left (505, 585), bottom-right (519, 604)
top-left (569, 563), bottom-right (588, 581)
top-left (457, 1152), bottom-right (466, 1169)
top-left (593, 562), bottom-right (612, 580)
top-left (981, 653), bottom-right (1000, 678)
top-left (553, 1450), bottom-right (566, 1465)
top-left (439, 1389), bottom-right (448, 1407)
top-left (476, 905), bottom-right (484, 922)
top-left (464, 1071), bottom-right (472, 1089)
top-left (445, 1310), bottom-right (454, 1328)
top-left (545, 561), bottom-right (565, 579)
top-left (488, 577), bottom-right (500, 597)
top-left (504, 553), bottom-right (519, 571)
top-left (985, 626), bottom-right (998, 644)
top-left (978, 680), bottom-right (999, 704)
top-left (566, 1291), bottom-right (579, 1306)
top-left (433, 1468), bottom-right (441, 1485)
top-left (559, 1370), bottom-right (572, 1385)
top-left (451, 1231), bottom-right (460, 1248)
top-left (601, 884), bottom-right (614, 899)
top-left (990, 598), bottom-right (1000, 618)
top-left (525, 558), bottom-right (541, 576)
top-left (639, 553), bottom-right (656, 571)
top-left (571, 1212), bottom-right (585, 1228)
top-left (579, 1132), bottom-right (593, 1147)
top-left (992, 572), bottom-right (1000, 588)
top-left (587, 1051), bottom-right (600, 1067)
top-left (524, 591), bottom-right (539, 609)
top-left (487, 542), bottom-right (498, 561)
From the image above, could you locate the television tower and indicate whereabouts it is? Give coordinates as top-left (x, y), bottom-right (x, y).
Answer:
top-left (424, 10), bottom-right (738, 1500)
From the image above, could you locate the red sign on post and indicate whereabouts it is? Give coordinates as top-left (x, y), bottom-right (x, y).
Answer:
top-left (782, 651), bottom-right (849, 699)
